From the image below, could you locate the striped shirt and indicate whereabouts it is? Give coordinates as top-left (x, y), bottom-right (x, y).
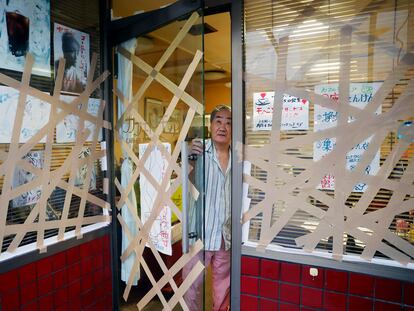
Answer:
top-left (189, 139), bottom-right (231, 251)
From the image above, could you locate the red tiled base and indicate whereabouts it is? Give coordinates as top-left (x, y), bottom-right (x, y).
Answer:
top-left (260, 298), bottom-right (278, 311)
top-left (241, 256), bottom-right (260, 276)
top-left (280, 283), bottom-right (300, 304)
top-left (324, 291), bottom-right (347, 311)
top-left (241, 294), bottom-right (259, 311)
top-left (241, 275), bottom-right (259, 295)
top-left (0, 235), bottom-right (112, 311)
top-left (348, 296), bottom-right (373, 310)
top-left (375, 278), bottom-right (402, 303)
top-left (349, 273), bottom-right (374, 297)
top-left (240, 256), bottom-right (413, 311)
top-left (301, 287), bottom-right (323, 309)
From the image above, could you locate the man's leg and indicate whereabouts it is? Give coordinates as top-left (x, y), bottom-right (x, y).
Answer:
top-left (183, 249), bottom-right (213, 310)
top-left (211, 241), bottom-right (231, 311)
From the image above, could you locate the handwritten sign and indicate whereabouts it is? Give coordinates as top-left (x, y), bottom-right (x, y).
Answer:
top-left (12, 151), bottom-right (44, 208)
top-left (0, 86), bottom-right (50, 143)
top-left (314, 83), bottom-right (382, 191)
top-left (253, 92), bottom-right (309, 131)
top-left (56, 95), bottom-right (102, 143)
top-left (139, 143), bottom-right (172, 255)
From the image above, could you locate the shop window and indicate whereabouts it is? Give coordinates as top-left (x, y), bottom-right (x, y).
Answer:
top-left (242, 0), bottom-right (414, 266)
top-left (0, 0), bottom-right (109, 259)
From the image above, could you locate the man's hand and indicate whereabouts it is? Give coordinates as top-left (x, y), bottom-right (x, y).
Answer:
top-left (190, 139), bottom-right (203, 156)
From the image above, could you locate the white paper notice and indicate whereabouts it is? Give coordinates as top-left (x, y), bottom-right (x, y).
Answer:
top-left (314, 83), bottom-right (382, 192)
top-left (100, 141), bottom-right (107, 171)
top-left (139, 143), bottom-right (172, 255)
top-left (56, 95), bottom-right (102, 143)
top-left (0, 86), bottom-right (50, 143)
top-left (253, 92), bottom-right (309, 131)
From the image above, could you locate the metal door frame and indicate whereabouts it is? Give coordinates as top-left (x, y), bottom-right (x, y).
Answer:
top-left (101, 1), bottom-right (243, 309)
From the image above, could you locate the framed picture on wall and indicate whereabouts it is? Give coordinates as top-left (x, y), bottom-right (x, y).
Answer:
top-left (164, 109), bottom-right (183, 134)
top-left (145, 98), bottom-right (164, 131)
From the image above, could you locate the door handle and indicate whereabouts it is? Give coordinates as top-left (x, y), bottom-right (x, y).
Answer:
top-left (181, 141), bottom-right (189, 254)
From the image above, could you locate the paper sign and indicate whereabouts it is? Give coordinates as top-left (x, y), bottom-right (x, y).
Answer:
top-left (0, 86), bottom-right (50, 143)
top-left (253, 92), bottom-right (309, 131)
top-left (12, 151), bottom-right (44, 208)
top-left (56, 95), bottom-right (102, 143)
top-left (139, 143), bottom-right (172, 255)
top-left (314, 83), bottom-right (382, 191)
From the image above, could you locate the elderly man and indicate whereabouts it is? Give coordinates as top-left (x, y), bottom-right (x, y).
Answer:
top-left (184, 105), bottom-right (232, 311)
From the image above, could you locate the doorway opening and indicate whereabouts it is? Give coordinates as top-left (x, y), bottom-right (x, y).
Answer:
top-left (111, 5), bottom-right (231, 311)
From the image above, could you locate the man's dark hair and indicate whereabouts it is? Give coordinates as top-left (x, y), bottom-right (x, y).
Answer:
top-left (210, 105), bottom-right (231, 123)
top-left (61, 32), bottom-right (80, 53)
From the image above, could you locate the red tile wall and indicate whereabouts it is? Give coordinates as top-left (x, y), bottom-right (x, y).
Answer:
top-left (241, 255), bottom-right (414, 311)
top-left (0, 235), bottom-right (112, 311)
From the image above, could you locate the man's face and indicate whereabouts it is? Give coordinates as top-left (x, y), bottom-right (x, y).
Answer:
top-left (63, 50), bottom-right (78, 67)
top-left (211, 109), bottom-right (231, 146)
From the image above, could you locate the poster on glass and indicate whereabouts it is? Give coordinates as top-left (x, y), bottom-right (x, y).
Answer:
top-left (12, 151), bottom-right (44, 208)
top-left (74, 147), bottom-right (96, 191)
top-left (54, 23), bottom-right (89, 94)
top-left (0, 0), bottom-right (50, 76)
top-left (139, 143), bottom-right (172, 255)
top-left (0, 86), bottom-right (50, 143)
top-left (55, 95), bottom-right (102, 143)
top-left (313, 82), bottom-right (382, 192)
top-left (252, 91), bottom-right (309, 131)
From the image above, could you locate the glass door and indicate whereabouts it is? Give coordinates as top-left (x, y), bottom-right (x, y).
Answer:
top-left (112, 5), bottom-right (207, 311)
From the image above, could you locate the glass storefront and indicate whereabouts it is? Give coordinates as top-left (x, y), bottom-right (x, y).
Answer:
top-left (242, 0), bottom-right (414, 267)
top-left (0, 0), bottom-right (108, 259)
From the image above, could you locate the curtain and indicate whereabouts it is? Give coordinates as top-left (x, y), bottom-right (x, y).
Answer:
top-left (118, 38), bottom-right (139, 285)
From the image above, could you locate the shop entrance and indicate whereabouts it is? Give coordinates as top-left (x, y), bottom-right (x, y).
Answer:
top-left (109, 1), bottom-right (231, 310)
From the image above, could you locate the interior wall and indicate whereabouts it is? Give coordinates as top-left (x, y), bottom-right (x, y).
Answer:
top-left (132, 78), bottom-right (231, 115)
top-left (205, 82), bottom-right (231, 113)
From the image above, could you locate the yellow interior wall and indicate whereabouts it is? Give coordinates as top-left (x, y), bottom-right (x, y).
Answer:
top-left (205, 82), bottom-right (231, 114)
top-left (131, 77), bottom-right (231, 120)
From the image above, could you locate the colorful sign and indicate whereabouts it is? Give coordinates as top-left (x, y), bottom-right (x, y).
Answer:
top-left (253, 92), bottom-right (309, 131)
top-left (314, 83), bottom-right (382, 191)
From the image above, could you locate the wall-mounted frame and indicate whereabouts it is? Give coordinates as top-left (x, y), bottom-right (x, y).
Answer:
top-left (145, 97), bottom-right (164, 131)
top-left (164, 108), bottom-right (183, 134)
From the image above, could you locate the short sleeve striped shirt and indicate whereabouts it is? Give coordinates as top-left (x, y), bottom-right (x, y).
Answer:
top-left (189, 139), bottom-right (231, 251)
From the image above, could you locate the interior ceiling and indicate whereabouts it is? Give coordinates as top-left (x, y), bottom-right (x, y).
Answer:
top-left (112, 1), bottom-right (231, 83)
